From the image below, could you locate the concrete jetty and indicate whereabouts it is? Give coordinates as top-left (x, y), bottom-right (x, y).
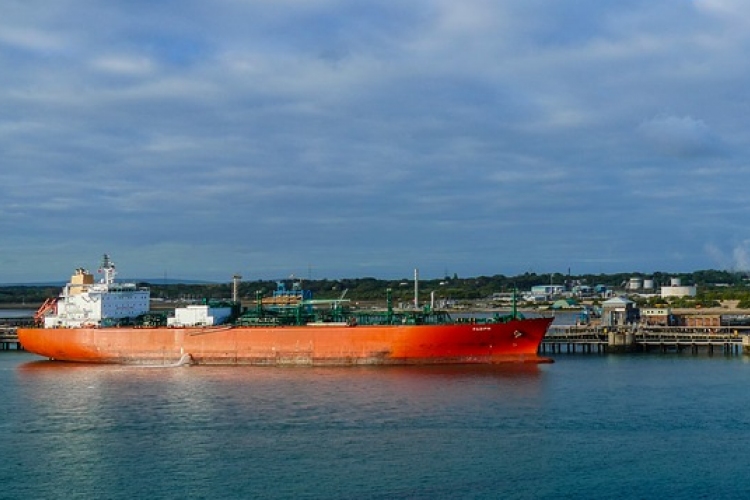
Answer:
top-left (0, 316), bottom-right (33, 351)
top-left (0, 328), bottom-right (22, 350)
top-left (542, 324), bottom-right (748, 355)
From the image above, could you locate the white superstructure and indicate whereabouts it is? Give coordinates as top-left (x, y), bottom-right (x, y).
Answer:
top-left (167, 304), bottom-right (233, 327)
top-left (43, 254), bottom-right (150, 328)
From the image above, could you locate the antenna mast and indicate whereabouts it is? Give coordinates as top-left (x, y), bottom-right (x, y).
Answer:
top-left (100, 254), bottom-right (116, 284)
top-left (232, 274), bottom-right (242, 302)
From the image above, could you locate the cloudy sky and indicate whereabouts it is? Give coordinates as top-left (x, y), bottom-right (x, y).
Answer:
top-left (2, 0), bottom-right (750, 283)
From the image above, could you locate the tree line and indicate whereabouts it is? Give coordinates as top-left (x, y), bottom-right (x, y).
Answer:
top-left (2, 269), bottom-right (749, 307)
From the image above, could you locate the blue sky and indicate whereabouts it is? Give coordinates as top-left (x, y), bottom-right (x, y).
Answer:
top-left (2, 0), bottom-right (750, 283)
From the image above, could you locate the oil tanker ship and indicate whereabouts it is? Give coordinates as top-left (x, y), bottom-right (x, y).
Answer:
top-left (18, 255), bottom-right (553, 366)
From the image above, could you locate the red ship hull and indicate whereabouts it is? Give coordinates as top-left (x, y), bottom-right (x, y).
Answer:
top-left (17, 317), bottom-right (553, 365)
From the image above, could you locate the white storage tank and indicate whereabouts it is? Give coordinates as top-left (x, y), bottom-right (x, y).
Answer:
top-left (628, 277), bottom-right (642, 290)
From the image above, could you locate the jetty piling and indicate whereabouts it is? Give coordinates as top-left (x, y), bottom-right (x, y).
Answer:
top-left (0, 316), bottom-right (33, 351)
top-left (0, 329), bottom-right (23, 350)
top-left (541, 324), bottom-right (748, 356)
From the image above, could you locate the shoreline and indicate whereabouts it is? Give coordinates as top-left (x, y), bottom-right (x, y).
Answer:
top-left (1, 302), bottom-right (748, 316)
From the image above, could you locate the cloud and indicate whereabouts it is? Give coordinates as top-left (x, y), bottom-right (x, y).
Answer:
top-left (4, 1), bottom-right (750, 281)
top-left (91, 55), bottom-right (157, 76)
top-left (694, 0), bottom-right (749, 21)
top-left (637, 115), bottom-right (723, 158)
top-left (706, 242), bottom-right (750, 271)
top-left (0, 27), bottom-right (63, 52)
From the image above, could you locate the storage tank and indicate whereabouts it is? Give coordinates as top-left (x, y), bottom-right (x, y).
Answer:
top-left (643, 279), bottom-right (654, 290)
top-left (670, 277), bottom-right (681, 287)
top-left (628, 277), bottom-right (642, 290)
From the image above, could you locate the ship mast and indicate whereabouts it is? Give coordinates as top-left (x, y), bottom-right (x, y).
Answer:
top-left (100, 254), bottom-right (116, 285)
top-left (232, 274), bottom-right (242, 302)
top-left (414, 268), bottom-right (419, 309)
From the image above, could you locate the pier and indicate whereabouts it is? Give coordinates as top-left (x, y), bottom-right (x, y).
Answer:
top-left (542, 324), bottom-right (749, 355)
top-left (0, 329), bottom-right (22, 350)
top-left (0, 316), bottom-right (32, 351)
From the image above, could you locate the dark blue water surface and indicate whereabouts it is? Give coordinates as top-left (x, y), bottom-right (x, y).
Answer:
top-left (1, 351), bottom-right (749, 499)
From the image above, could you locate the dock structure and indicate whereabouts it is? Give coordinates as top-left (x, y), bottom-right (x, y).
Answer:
top-left (0, 316), bottom-right (33, 351)
top-left (0, 328), bottom-right (22, 350)
top-left (542, 324), bottom-right (749, 355)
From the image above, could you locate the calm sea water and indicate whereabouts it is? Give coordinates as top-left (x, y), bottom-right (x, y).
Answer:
top-left (0, 349), bottom-right (749, 500)
top-left (0, 309), bottom-right (34, 318)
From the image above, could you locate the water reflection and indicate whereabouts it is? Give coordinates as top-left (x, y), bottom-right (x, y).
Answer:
top-left (17, 359), bottom-right (545, 382)
top-left (12, 358), bottom-right (550, 498)
top-left (6, 352), bottom-right (750, 499)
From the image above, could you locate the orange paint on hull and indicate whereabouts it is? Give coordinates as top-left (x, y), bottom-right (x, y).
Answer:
top-left (17, 317), bottom-right (554, 366)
